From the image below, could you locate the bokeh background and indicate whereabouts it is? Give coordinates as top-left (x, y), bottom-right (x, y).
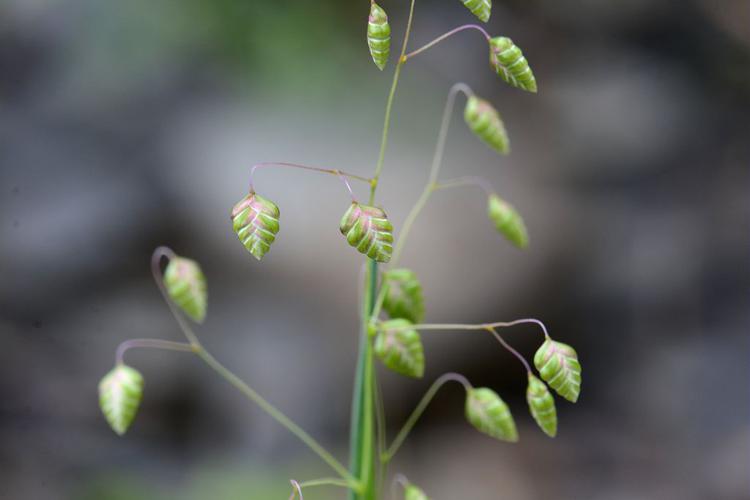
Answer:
top-left (1, 0), bottom-right (749, 499)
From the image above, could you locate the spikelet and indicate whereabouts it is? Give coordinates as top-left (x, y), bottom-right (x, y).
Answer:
top-left (374, 319), bottom-right (425, 378)
top-left (367, 3), bottom-right (391, 70)
top-left (99, 364), bottom-right (144, 436)
top-left (534, 338), bottom-right (581, 403)
top-left (231, 191), bottom-right (281, 261)
top-left (404, 484), bottom-right (430, 500)
top-left (465, 387), bottom-right (518, 442)
top-left (339, 202), bottom-right (393, 263)
top-left (464, 96), bottom-right (510, 154)
top-left (489, 36), bottom-right (537, 93)
top-left (163, 255), bottom-right (207, 323)
top-left (382, 268), bottom-right (425, 323)
top-left (487, 195), bottom-right (528, 248)
top-left (527, 373), bottom-right (558, 437)
top-left (460, 0), bottom-right (491, 23)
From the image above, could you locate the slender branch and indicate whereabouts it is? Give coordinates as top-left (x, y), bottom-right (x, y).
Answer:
top-left (115, 338), bottom-right (195, 365)
top-left (402, 318), bottom-right (551, 339)
top-left (404, 24), bottom-right (491, 61)
top-left (432, 176), bottom-right (495, 197)
top-left (195, 347), bottom-right (359, 488)
top-left (150, 247), bottom-right (358, 488)
top-left (249, 162), bottom-right (370, 201)
top-left (299, 478), bottom-right (352, 489)
top-left (387, 82), bottom-right (475, 269)
top-left (486, 327), bottom-right (532, 374)
top-left (369, 0), bottom-right (418, 204)
top-left (382, 372), bottom-right (471, 462)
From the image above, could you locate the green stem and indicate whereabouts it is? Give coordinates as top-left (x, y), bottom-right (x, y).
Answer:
top-left (152, 248), bottom-right (358, 490)
top-left (369, 0), bottom-right (417, 204)
top-left (299, 478), bottom-right (353, 489)
top-left (382, 373), bottom-right (471, 462)
top-left (349, 259), bottom-right (379, 500)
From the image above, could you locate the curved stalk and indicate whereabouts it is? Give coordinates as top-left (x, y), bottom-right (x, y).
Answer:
top-left (115, 338), bottom-right (195, 365)
top-left (486, 326), bottom-right (532, 374)
top-left (404, 24), bottom-right (491, 61)
top-left (382, 372), bottom-right (471, 462)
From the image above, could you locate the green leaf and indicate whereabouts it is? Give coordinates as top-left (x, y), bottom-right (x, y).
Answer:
top-left (383, 268), bottom-right (425, 323)
top-left (465, 387), bottom-right (518, 442)
top-left (404, 484), bottom-right (429, 500)
top-left (489, 37), bottom-right (537, 93)
top-left (164, 256), bottom-right (208, 323)
top-left (464, 96), bottom-right (510, 155)
top-left (526, 373), bottom-right (557, 437)
top-left (460, 0), bottom-right (491, 23)
top-left (99, 364), bottom-right (144, 436)
top-left (487, 194), bottom-right (528, 248)
top-left (231, 191), bottom-right (281, 261)
top-left (374, 319), bottom-right (425, 378)
top-left (367, 3), bottom-right (391, 70)
top-left (339, 202), bottom-right (394, 263)
top-left (534, 338), bottom-right (581, 403)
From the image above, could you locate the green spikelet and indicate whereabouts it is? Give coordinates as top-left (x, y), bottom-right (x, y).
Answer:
top-left (98, 364), bottom-right (144, 436)
top-left (464, 96), bottom-right (510, 154)
top-left (231, 191), bottom-right (280, 261)
top-left (367, 2), bottom-right (391, 70)
top-left (404, 484), bottom-right (430, 500)
top-left (374, 319), bottom-right (425, 378)
top-left (339, 202), bottom-right (393, 263)
top-left (489, 36), bottom-right (537, 93)
top-left (383, 268), bottom-right (425, 323)
top-left (465, 387), bottom-right (518, 442)
top-left (534, 338), bottom-right (581, 403)
top-left (163, 256), bottom-right (207, 323)
top-left (460, 0), bottom-right (491, 23)
top-left (527, 373), bottom-right (558, 437)
top-left (487, 194), bottom-right (528, 248)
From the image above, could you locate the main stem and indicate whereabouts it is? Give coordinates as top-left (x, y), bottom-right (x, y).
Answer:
top-left (349, 259), bottom-right (378, 500)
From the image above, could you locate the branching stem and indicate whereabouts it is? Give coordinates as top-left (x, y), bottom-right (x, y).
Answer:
top-left (151, 247), bottom-right (359, 490)
top-left (115, 338), bottom-right (195, 365)
top-left (249, 162), bottom-right (370, 201)
top-left (369, 0), bottom-right (418, 204)
top-left (382, 372), bottom-right (471, 462)
top-left (432, 175), bottom-right (495, 197)
top-left (486, 327), bottom-right (532, 374)
top-left (396, 318), bottom-right (551, 339)
top-left (404, 24), bottom-right (491, 61)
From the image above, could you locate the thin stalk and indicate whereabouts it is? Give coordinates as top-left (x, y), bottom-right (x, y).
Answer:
top-left (388, 82), bottom-right (473, 268)
top-left (249, 162), bottom-right (371, 200)
top-left (486, 326), bottom-right (532, 374)
top-left (432, 175), bottom-right (495, 197)
top-left (382, 372), bottom-right (471, 462)
top-left (373, 373), bottom-right (387, 497)
top-left (405, 319), bottom-right (550, 338)
top-left (404, 24), bottom-right (491, 61)
top-left (369, 0), bottom-right (417, 204)
top-left (152, 247), bottom-right (358, 489)
top-left (116, 338), bottom-right (195, 365)
top-left (299, 478), bottom-right (352, 489)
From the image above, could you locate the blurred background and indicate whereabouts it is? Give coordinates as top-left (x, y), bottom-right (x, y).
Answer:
top-left (1, 0), bottom-right (749, 498)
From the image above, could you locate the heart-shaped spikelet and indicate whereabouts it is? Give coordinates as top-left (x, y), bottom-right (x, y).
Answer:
top-left (231, 191), bottom-right (281, 261)
top-left (339, 202), bottom-right (393, 263)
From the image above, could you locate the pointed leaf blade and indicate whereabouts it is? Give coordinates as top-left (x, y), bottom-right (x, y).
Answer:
top-left (231, 192), bottom-right (281, 261)
top-left (527, 373), bottom-right (558, 437)
top-left (367, 3), bottom-right (391, 70)
top-left (464, 96), bottom-right (509, 155)
top-left (489, 36), bottom-right (537, 93)
top-left (465, 387), bottom-right (518, 442)
top-left (98, 364), bottom-right (144, 436)
top-left (383, 268), bottom-right (425, 323)
top-left (460, 0), bottom-right (491, 23)
top-left (534, 338), bottom-right (581, 403)
top-left (374, 319), bottom-right (425, 378)
top-left (487, 194), bottom-right (528, 248)
top-left (339, 202), bottom-right (394, 263)
top-left (164, 256), bottom-right (208, 323)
